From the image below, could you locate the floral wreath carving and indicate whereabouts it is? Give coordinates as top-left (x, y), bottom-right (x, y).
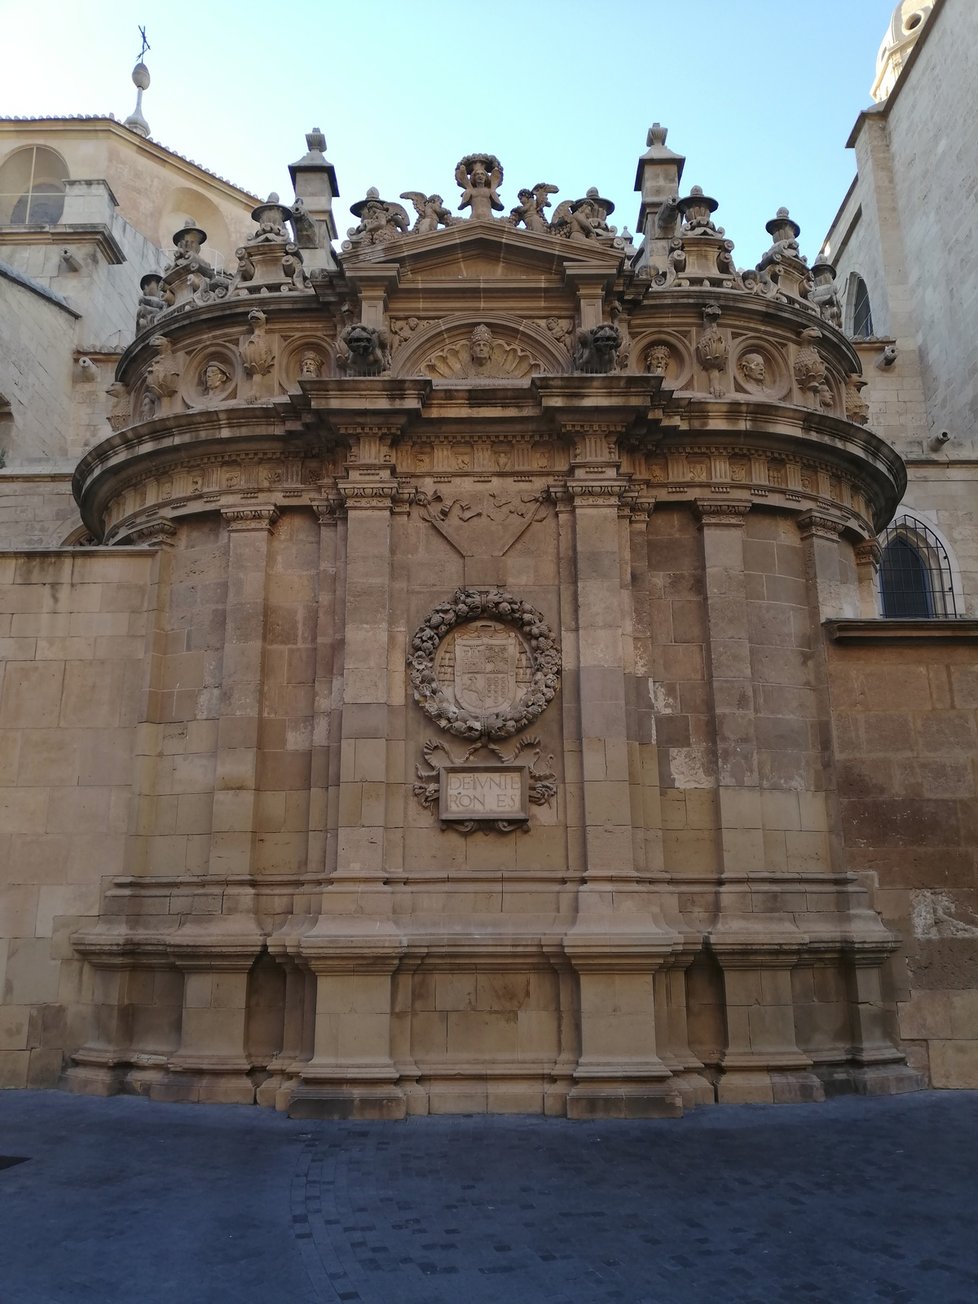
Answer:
top-left (408, 587), bottom-right (561, 739)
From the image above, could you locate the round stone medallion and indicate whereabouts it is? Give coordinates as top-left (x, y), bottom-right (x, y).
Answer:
top-left (408, 588), bottom-right (561, 739)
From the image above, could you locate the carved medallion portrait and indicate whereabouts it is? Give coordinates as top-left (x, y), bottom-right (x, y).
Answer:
top-left (732, 341), bottom-right (789, 399)
top-left (408, 588), bottom-right (561, 739)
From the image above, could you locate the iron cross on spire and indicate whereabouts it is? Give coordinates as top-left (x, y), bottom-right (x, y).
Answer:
top-left (137, 26), bottom-right (150, 61)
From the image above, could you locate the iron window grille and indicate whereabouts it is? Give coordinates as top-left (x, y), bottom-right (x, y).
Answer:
top-left (878, 513), bottom-right (959, 618)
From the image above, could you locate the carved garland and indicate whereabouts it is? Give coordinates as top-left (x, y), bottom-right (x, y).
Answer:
top-left (408, 587), bottom-right (561, 739)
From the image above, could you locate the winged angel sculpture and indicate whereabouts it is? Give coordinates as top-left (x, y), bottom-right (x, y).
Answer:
top-left (455, 154), bottom-right (504, 220)
top-left (399, 192), bottom-right (455, 235)
top-left (509, 183), bottom-right (559, 233)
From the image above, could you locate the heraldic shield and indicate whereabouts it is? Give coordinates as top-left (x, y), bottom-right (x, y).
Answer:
top-left (452, 622), bottom-right (520, 716)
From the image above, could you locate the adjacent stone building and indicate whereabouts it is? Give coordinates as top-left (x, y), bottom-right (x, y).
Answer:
top-left (820, 0), bottom-right (978, 1090)
top-left (1, 0), bottom-right (976, 1116)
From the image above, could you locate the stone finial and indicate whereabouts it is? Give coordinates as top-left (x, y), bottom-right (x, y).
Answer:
top-left (250, 193), bottom-right (293, 241)
top-left (633, 121), bottom-right (686, 262)
top-left (766, 207), bottom-right (801, 242)
top-left (289, 127), bottom-right (340, 247)
top-left (124, 59), bottom-right (151, 137)
top-left (647, 123), bottom-right (668, 148)
top-left (679, 185), bottom-right (719, 233)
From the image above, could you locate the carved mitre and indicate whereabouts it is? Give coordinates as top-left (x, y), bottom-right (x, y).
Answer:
top-left (421, 324), bottom-right (542, 381)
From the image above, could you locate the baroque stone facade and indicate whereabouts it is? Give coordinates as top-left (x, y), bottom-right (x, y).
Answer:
top-left (1, 11), bottom-right (977, 1114)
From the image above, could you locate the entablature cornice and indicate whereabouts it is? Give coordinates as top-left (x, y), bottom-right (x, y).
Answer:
top-left (0, 222), bottom-right (126, 265)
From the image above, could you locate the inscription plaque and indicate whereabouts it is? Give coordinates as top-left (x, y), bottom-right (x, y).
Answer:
top-left (439, 766), bottom-right (529, 822)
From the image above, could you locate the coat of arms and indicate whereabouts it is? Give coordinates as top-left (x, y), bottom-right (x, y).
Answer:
top-left (408, 588), bottom-right (561, 740)
top-left (452, 624), bottom-right (519, 715)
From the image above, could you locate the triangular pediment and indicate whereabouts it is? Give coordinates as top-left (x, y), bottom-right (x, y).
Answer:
top-left (341, 220), bottom-right (624, 284)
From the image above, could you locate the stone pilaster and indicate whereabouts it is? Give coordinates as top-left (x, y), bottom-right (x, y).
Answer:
top-left (343, 262), bottom-right (400, 334)
top-left (124, 518), bottom-right (179, 880)
top-left (258, 951), bottom-right (316, 1110)
top-left (560, 424), bottom-right (682, 1116)
top-left (208, 506), bottom-right (279, 877)
top-left (697, 499), bottom-right (819, 1103)
top-left (565, 426), bottom-right (636, 882)
top-left (854, 538), bottom-right (882, 618)
top-left (163, 920), bottom-right (264, 1104)
top-left (290, 924), bottom-right (407, 1120)
top-left (627, 493), bottom-right (666, 875)
top-left (695, 498), bottom-right (763, 873)
top-left (710, 936), bottom-right (817, 1104)
top-left (562, 264), bottom-right (617, 332)
top-left (307, 497), bottom-right (343, 876)
top-left (333, 426), bottom-right (399, 881)
top-left (563, 939), bottom-right (682, 1118)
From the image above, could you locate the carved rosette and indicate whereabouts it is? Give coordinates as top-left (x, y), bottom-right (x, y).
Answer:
top-left (408, 588), bottom-right (561, 739)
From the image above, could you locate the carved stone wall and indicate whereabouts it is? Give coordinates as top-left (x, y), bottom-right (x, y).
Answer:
top-left (4, 122), bottom-right (962, 1117)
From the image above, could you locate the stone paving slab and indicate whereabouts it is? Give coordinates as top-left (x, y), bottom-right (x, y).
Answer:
top-left (1, 1090), bottom-right (977, 1303)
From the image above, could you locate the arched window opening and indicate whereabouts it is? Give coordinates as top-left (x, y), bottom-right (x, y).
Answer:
top-left (0, 146), bottom-right (69, 225)
top-left (848, 273), bottom-right (875, 339)
top-left (878, 513), bottom-right (959, 618)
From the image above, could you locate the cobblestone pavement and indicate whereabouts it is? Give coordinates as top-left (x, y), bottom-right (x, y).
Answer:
top-left (1, 1089), bottom-right (977, 1303)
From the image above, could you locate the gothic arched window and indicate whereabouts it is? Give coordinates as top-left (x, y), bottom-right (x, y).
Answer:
top-left (878, 513), bottom-right (959, 618)
top-left (0, 146), bottom-right (69, 225)
top-left (848, 273), bottom-right (875, 339)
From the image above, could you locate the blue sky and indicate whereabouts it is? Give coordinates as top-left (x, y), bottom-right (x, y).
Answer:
top-left (1, 0), bottom-right (898, 264)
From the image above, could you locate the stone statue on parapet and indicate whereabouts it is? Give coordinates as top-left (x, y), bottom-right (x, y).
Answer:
top-left (552, 187), bottom-right (617, 243)
top-left (509, 183), bottom-right (559, 233)
top-left (400, 192), bottom-right (455, 235)
top-left (344, 188), bottom-right (410, 251)
top-left (136, 273), bottom-right (165, 335)
top-left (809, 257), bottom-right (843, 329)
top-left (455, 154), bottom-right (504, 221)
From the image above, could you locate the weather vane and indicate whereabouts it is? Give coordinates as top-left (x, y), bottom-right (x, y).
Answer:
top-left (137, 26), bottom-right (150, 61)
